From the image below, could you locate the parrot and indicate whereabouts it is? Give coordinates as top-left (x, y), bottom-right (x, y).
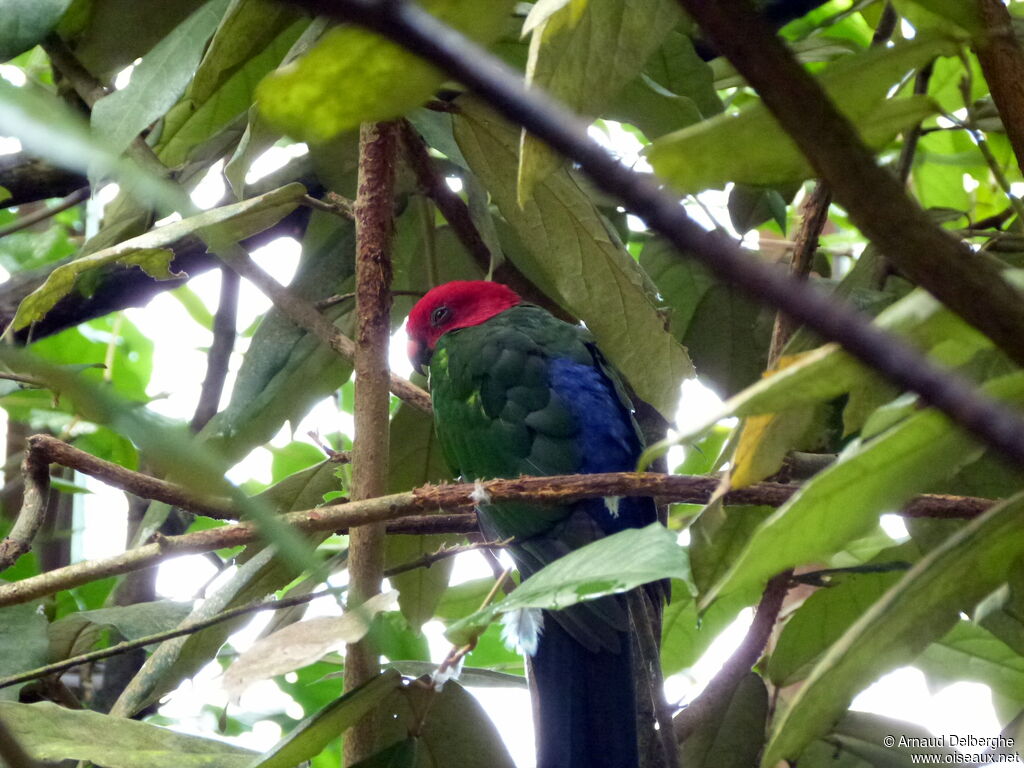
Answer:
top-left (406, 280), bottom-right (664, 768)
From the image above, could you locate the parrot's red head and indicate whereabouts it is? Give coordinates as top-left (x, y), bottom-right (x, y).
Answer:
top-left (406, 281), bottom-right (521, 373)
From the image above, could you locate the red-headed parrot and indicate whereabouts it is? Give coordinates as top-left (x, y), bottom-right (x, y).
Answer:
top-left (407, 280), bottom-right (664, 768)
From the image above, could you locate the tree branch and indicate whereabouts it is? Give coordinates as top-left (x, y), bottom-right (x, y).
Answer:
top-left (189, 268), bottom-right (240, 432)
top-left (0, 539), bottom-right (504, 693)
top-left (345, 119), bottom-right (398, 765)
top-left (673, 571), bottom-right (790, 741)
top-left (974, 0), bottom-right (1024, 179)
top-left (0, 449), bottom-right (50, 571)
top-left (768, 182), bottom-right (831, 362)
top-left (0, 471), bottom-right (995, 608)
top-left (678, 0), bottom-right (1024, 368)
top-left (219, 245), bottom-right (431, 412)
top-left (0, 188), bottom-right (90, 240)
top-left (0, 154), bottom-right (86, 210)
top-left (275, 0), bottom-right (1024, 471)
top-left (399, 119), bottom-right (573, 320)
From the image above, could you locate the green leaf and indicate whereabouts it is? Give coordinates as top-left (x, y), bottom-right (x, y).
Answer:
top-left (13, 182), bottom-right (306, 330)
top-left (679, 673), bottom-right (768, 768)
top-left (727, 184), bottom-right (789, 234)
top-left (689, 501), bottom-right (773, 595)
top-left (90, 0), bottom-right (229, 157)
top-left (704, 371), bottom-right (1024, 609)
top-left (385, 394), bottom-right (457, 631)
top-left (349, 739), bottom-right (417, 768)
top-left (156, 4), bottom-right (307, 168)
top-left (0, 701), bottom-right (257, 768)
top-left (249, 670), bottom-right (402, 768)
top-left (376, 679), bottom-right (517, 768)
top-left (0, 599), bottom-right (48, 701)
top-left (647, 35), bottom-right (958, 193)
top-left (48, 600), bottom-right (194, 660)
top-left (660, 581), bottom-right (755, 677)
top-left (917, 621), bottom-right (1024, 709)
top-left (203, 210), bottom-right (357, 463)
top-left (257, 0), bottom-right (514, 144)
top-left (446, 524), bottom-right (687, 644)
top-left (810, 711), bottom-right (973, 767)
top-left (762, 489), bottom-right (1024, 766)
top-left (518, 0), bottom-right (681, 200)
top-left (641, 238), bottom-right (771, 397)
top-left (454, 98), bottom-right (692, 418)
top-left (0, 0), bottom-right (73, 60)
top-left (768, 571), bottom-right (903, 686)
top-left (0, 79), bottom-right (183, 208)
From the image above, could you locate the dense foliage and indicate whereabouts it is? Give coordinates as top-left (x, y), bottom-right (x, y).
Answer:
top-left (0, 0), bottom-right (1023, 766)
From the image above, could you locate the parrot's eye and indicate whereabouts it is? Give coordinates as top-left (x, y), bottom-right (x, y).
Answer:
top-left (430, 306), bottom-right (452, 327)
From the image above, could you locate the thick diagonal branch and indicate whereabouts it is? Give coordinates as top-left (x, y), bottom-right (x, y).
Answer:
top-left (678, 0), bottom-right (1024, 368)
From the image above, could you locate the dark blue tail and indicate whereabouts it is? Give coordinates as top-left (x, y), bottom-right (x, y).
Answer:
top-left (531, 609), bottom-right (638, 768)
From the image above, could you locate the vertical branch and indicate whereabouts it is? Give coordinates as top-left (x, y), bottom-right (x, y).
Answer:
top-left (190, 268), bottom-right (241, 432)
top-left (975, 0), bottom-right (1024, 178)
top-left (767, 183), bottom-right (832, 364)
top-left (344, 121), bottom-right (398, 766)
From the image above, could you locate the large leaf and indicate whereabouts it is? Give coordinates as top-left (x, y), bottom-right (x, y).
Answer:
top-left (48, 599), bottom-right (194, 660)
top-left (647, 35), bottom-right (958, 193)
top-left (257, 0), bottom-right (514, 143)
top-left (384, 398), bottom-right (458, 632)
top-left (12, 182), bottom-right (306, 330)
top-left (446, 523), bottom-right (687, 644)
top-left (641, 238), bottom-right (771, 397)
top-left (250, 670), bottom-right (402, 768)
top-left (679, 673), bottom-right (768, 768)
top-left (155, 3), bottom-right (307, 167)
top-left (454, 98), bottom-right (692, 417)
top-left (375, 678), bottom-right (517, 768)
top-left (0, 0), bottom-right (73, 60)
top-left (916, 621), bottom-right (1024, 710)
top-left (767, 571), bottom-right (903, 686)
top-left (224, 591), bottom-right (398, 698)
top-left (91, 0), bottom-right (229, 157)
top-left (762, 490), bottom-right (1024, 766)
top-left (0, 598), bottom-right (48, 701)
top-left (702, 371), bottom-right (1024, 609)
top-left (518, 0), bottom-right (681, 199)
top-left (0, 701), bottom-right (257, 768)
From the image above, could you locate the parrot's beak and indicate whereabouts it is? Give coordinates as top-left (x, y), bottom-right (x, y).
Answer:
top-left (408, 337), bottom-right (432, 375)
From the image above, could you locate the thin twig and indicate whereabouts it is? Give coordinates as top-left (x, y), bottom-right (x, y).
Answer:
top-left (0, 188), bottom-right (90, 240)
top-left (896, 63), bottom-right (934, 185)
top-left (278, 0), bottom-right (1024, 469)
top-left (0, 541), bottom-right (500, 693)
top-left (767, 182), bottom-right (831, 363)
top-left (219, 246), bottom-right (432, 413)
top-left (0, 472), bottom-right (995, 608)
top-left (315, 289), bottom-right (424, 310)
top-left (190, 268), bottom-right (240, 432)
top-left (302, 193), bottom-right (355, 219)
top-left (673, 571), bottom-right (791, 742)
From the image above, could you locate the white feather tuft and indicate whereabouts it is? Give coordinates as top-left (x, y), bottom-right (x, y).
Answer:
top-left (470, 480), bottom-right (492, 505)
top-left (431, 656), bottom-right (465, 691)
top-left (603, 495), bottom-right (622, 517)
top-left (500, 608), bottom-right (544, 656)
